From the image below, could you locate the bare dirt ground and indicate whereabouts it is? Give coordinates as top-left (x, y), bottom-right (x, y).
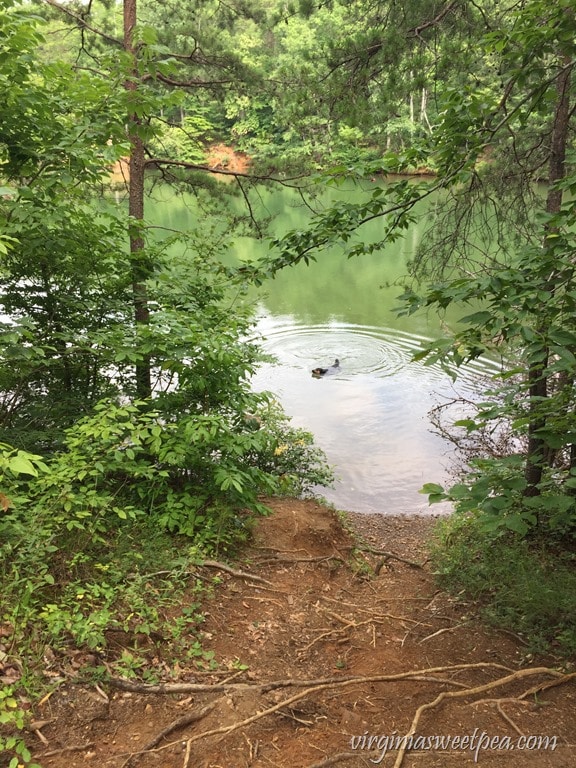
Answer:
top-left (108, 144), bottom-right (250, 187)
top-left (206, 144), bottom-right (250, 174)
top-left (22, 499), bottom-right (576, 768)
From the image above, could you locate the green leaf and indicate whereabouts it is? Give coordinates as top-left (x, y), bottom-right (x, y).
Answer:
top-left (420, 482), bottom-right (445, 495)
top-left (453, 419), bottom-right (478, 432)
top-left (7, 453), bottom-right (38, 476)
top-left (458, 310), bottom-right (493, 325)
top-left (503, 514), bottom-right (530, 535)
top-left (548, 328), bottom-right (576, 346)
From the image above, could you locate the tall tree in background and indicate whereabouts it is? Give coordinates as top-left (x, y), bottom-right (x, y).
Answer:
top-left (124, 0), bottom-right (151, 398)
top-left (32, 0), bottom-right (263, 404)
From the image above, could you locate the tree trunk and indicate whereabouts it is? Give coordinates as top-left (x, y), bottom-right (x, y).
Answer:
top-left (523, 57), bottom-right (573, 497)
top-left (124, 0), bottom-right (152, 399)
top-left (420, 87), bottom-right (432, 132)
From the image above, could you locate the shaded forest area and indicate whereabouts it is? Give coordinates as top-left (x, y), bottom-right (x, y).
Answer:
top-left (1, 1), bottom-right (576, 765)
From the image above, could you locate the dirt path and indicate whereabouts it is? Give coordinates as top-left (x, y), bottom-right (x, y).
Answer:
top-left (29, 499), bottom-right (575, 767)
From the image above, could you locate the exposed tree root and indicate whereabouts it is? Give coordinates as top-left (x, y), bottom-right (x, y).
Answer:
top-left (200, 559), bottom-right (274, 586)
top-left (419, 621), bottom-right (472, 643)
top-left (121, 700), bottom-right (219, 768)
top-left (393, 667), bottom-right (575, 768)
top-left (519, 671), bottom-right (576, 699)
top-left (253, 555), bottom-right (347, 565)
top-left (182, 738), bottom-right (193, 768)
top-left (495, 702), bottom-right (525, 737)
top-left (107, 664), bottom-right (575, 768)
top-left (105, 661), bottom-right (513, 695)
top-left (299, 607), bottom-right (420, 655)
top-left (323, 607), bottom-right (418, 626)
top-left (39, 742), bottom-right (95, 757)
top-left (357, 542), bottom-right (426, 569)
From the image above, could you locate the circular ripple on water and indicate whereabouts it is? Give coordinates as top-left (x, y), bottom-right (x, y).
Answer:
top-left (253, 317), bottom-right (500, 389)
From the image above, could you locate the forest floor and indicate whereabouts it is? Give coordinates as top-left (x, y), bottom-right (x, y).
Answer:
top-left (24, 499), bottom-right (576, 768)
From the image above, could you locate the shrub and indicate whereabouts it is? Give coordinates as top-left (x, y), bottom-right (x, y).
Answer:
top-left (430, 511), bottom-right (576, 657)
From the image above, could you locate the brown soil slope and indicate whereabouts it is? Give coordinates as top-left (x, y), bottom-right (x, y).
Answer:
top-left (28, 499), bottom-right (576, 768)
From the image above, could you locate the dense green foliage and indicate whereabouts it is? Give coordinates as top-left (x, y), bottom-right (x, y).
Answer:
top-left (0, 1), bottom-right (129, 447)
top-left (399, 1), bottom-right (576, 539)
top-left (33, 0), bottom-right (480, 174)
top-left (1, 0), bottom-right (576, 760)
top-left (0, 6), bottom-right (333, 760)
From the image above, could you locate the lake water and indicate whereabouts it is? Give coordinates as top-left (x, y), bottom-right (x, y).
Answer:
top-left (149, 182), bottom-right (497, 514)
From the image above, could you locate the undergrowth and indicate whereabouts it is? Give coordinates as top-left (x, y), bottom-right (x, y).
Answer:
top-left (429, 511), bottom-right (576, 658)
top-left (0, 399), bottom-right (333, 767)
top-left (0, 518), bottom-right (217, 768)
